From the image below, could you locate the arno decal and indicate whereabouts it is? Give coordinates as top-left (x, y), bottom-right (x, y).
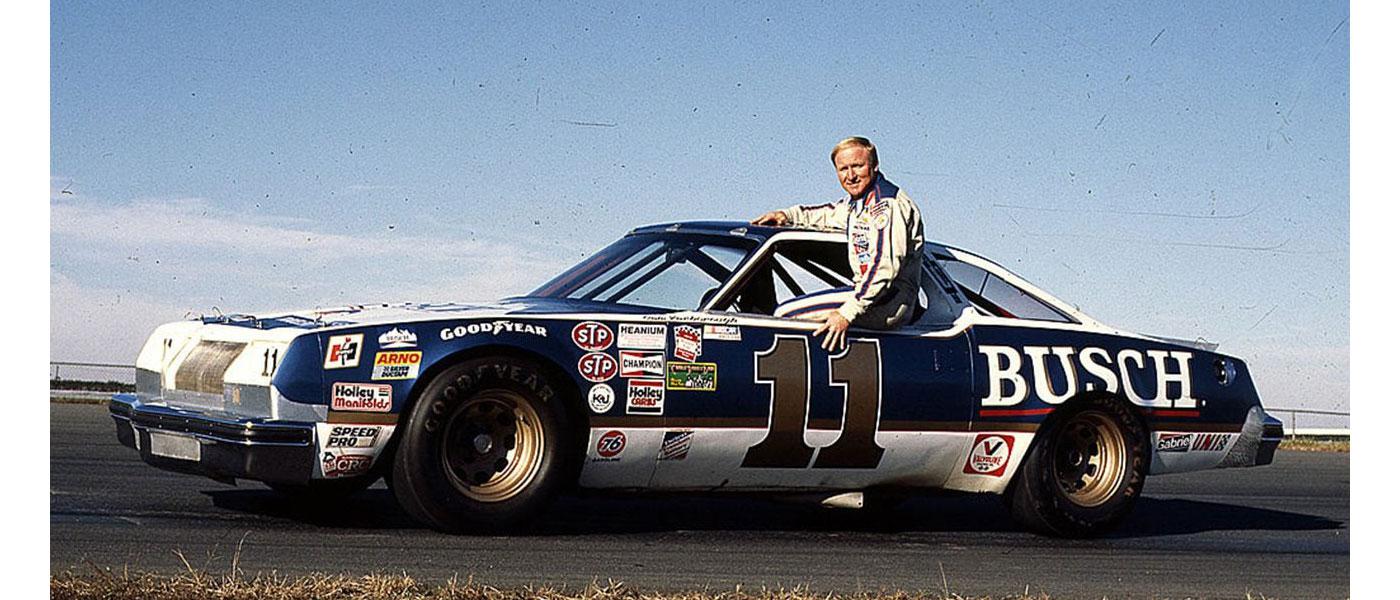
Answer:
top-left (979, 345), bottom-right (1196, 409)
top-left (743, 335), bottom-right (884, 469)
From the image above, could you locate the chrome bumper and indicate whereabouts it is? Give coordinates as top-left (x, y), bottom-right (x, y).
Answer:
top-left (109, 393), bottom-right (316, 485)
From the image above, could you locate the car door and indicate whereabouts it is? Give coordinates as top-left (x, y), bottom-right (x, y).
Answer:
top-left (647, 238), bottom-right (975, 490)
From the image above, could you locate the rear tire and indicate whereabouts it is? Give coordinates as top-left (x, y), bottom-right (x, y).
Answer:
top-left (1005, 395), bottom-right (1146, 537)
top-left (391, 357), bottom-right (580, 533)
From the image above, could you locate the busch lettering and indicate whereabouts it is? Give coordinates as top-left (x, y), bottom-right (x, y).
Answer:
top-left (439, 321), bottom-right (547, 340)
top-left (979, 345), bottom-right (1195, 409)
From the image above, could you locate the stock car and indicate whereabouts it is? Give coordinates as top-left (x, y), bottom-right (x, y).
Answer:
top-left (110, 220), bottom-right (1283, 537)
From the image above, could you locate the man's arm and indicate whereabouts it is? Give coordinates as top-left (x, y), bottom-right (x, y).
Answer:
top-left (836, 198), bottom-right (912, 323)
top-left (751, 201), bottom-right (848, 230)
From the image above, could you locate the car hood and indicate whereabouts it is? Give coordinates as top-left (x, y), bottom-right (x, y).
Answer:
top-left (197, 296), bottom-right (669, 332)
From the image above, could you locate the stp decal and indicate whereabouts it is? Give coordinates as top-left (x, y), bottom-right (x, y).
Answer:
top-left (578, 352), bottom-right (619, 383)
top-left (324, 334), bottom-right (364, 369)
top-left (963, 434), bottom-right (1014, 477)
top-left (572, 321), bottom-right (614, 351)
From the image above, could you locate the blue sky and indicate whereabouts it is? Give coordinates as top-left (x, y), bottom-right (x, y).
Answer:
top-left (50, 2), bottom-right (1349, 421)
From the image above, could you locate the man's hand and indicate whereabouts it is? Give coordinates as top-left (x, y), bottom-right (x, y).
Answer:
top-left (813, 310), bottom-right (850, 352)
top-left (751, 210), bottom-right (790, 226)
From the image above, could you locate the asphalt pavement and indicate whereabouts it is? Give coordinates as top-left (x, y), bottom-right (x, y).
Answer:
top-left (51, 403), bottom-right (1349, 599)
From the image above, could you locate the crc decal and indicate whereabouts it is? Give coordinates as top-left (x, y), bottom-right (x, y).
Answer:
top-left (321, 451), bottom-right (373, 478)
top-left (618, 323), bottom-right (667, 350)
top-left (1156, 433), bottom-right (1192, 453)
top-left (659, 430), bottom-right (694, 461)
top-left (626, 378), bottom-right (665, 415)
top-left (587, 383), bottom-right (615, 414)
top-left (743, 336), bottom-right (885, 469)
top-left (674, 325), bottom-right (702, 362)
top-left (324, 334), bottom-right (364, 369)
top-left (594, 430), bottom-right (626, 461)
top-left (963, 434), bottom-right (1014, 476)
top-left (371, 351), bottom-right (422, 380)
top-left (666, 362), bottom-right (717, 391)
top-left (619, 351), bottom-right (665, 378)
top-left (979, 345), bottom-right (1197, 409)
top-left (330, 382), bottom-right (393, 412)
top-left (578, 352), bottom-right (619, 383)
top-left (572, 321), bottom-right (615, 351)
top-left (1192, 433), bottom-right (1231, 452)
top-left (703, 325), bottom-right (742, 341)
top-left (326, 425), bottom-right (382, 449)
top-left (439, 321), bottom-right (547, 340)
top-left (377, 327), bottom-right (418, 349)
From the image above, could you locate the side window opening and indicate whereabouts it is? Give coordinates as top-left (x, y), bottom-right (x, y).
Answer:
top-left (720, 239), bottom-right (852, 316)
top-left (936, 258), bottom-right (1073, 323)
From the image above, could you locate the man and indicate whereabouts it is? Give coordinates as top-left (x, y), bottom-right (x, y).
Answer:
top-left (751, 136), bottom-right (925, 352)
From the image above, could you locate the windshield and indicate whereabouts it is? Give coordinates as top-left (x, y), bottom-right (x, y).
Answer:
top-left (530, 233), bottom-right (756, 310)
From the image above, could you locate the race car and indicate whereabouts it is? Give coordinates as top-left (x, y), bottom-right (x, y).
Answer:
top-left (109, 220), bottom-right (1283, 537)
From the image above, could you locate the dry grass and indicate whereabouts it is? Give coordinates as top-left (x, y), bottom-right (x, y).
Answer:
top-left (1278, 438), bottom-right (1349, 453)
top-left (50, 566), bottom-right (1062, 600)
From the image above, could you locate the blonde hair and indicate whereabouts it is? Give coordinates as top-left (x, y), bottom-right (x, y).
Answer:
top-left (830, 136), bottom-right (879, 167)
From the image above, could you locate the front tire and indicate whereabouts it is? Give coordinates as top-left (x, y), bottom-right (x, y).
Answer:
top-left (1005, 395), bottom-right (1147, 537)
top-left (392, 357), bottom-right (580, 533)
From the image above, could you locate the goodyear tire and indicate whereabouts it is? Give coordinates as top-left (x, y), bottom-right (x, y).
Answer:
top-left (392, 357), bottom-right (580, 533)
top-left (1005, 395), bottom-right (1147, 537)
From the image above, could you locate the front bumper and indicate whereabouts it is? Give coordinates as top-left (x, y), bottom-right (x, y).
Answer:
top-left (109, 393), bottom-right (315, 485)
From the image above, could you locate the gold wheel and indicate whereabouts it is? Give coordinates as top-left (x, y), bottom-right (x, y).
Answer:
top-left (1052, 410), bottom-right (1127, 508)
top-left (439, 390), bottom-right (546, 503)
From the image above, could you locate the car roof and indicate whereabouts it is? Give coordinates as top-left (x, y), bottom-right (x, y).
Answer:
top-left (628, 219), bottom-right (960, 257)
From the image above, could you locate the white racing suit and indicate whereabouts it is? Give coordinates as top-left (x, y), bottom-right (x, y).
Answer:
top-left (780, 172), bottom-right (925, 329)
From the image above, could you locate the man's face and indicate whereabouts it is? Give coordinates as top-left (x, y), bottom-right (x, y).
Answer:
top-left (834, 146), bottom-right (877, 198)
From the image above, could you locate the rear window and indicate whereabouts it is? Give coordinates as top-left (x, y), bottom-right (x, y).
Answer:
top-left (937, 259), bottom-right (1073, 323)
